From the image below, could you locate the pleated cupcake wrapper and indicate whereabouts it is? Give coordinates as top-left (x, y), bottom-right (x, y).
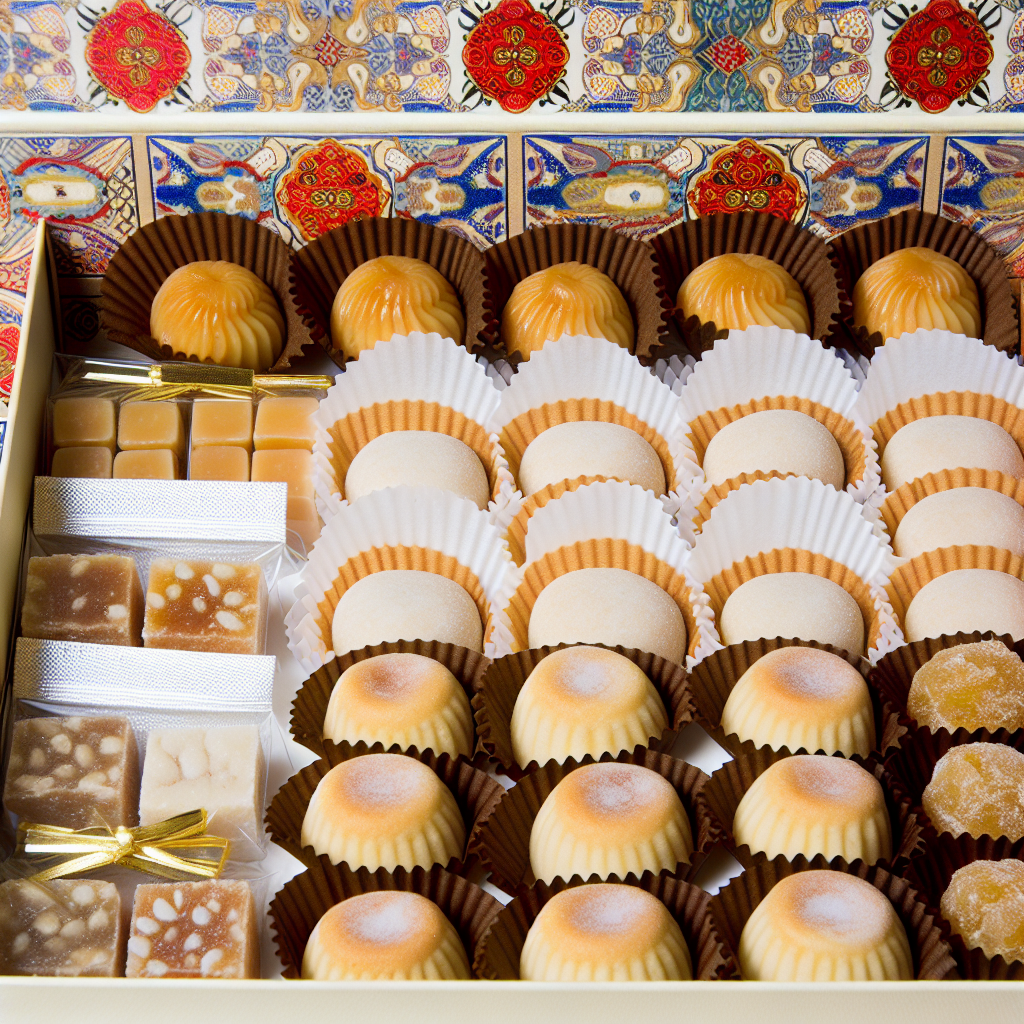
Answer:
top-left (99, 212), bottom-right (309, 371)
top-left (475, 874), bottom-right (738, 980)
top-left (289, 216), bottom-right (488, 369)
top-left (827, 211), bottom-right (1017, 357)
top-left (648, 212), bottom-right (842, 360)
top-left (503, 481), bottom-right (720, 668)
top-left (468, 749), bottom-right (717, 898)
top-left (269, 860), bottom-right (503, 979)
top-left (289, 639), bottom-right (492, 769)
top-left (284, 486), bottom-right (518, 674)
top-left (479, 224), bottom-right (668, 362)
top-left (702, 745), bottom-right (926, 873)
top-left (709, 858), bottom-right (958, 980)
top-left (265, 747), bottom-right (504, 878)
top-left (687, 637), bottom-right (901, 762)
top-left (473, 643), bottom-right (695, 778)
top-left (309, 333), bottom-right (514, 524)
top-left (902, 833), bottom-right (1024, 980)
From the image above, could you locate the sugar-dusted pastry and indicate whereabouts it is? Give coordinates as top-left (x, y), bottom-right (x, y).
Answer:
top-left (739, 870), bottom-right (912, 981)
top-left (331, 570), bottom-right (483, 657)
top-left (701, 410), bottom-right (845, 491)
top-left (908, 641), bottom-right (1024, 734)
top-left (528, 569), bottom-right (687, 665)
top-left (150, 261), bottom-right (285, 371)
top-left (52, 397), bottom-right (116, 452)
top-left (530, 763), bottom-right (692, 884)
top-left (922, 743), bottom-right (1024, 841)
top-left (719, 573), bottom-right (865, 659)
top-left (302, 891), bottom-right (470, 981)
top-left (903, 569), bottom-right (1024, 643)
top-left (880, 416), bottom-right (1024, 492)
top-left (117, 401), bottom-right (185, 458)
top-left (853, 247), bottom-right (981, 342)
top-left (894, 488), bottom-right (1024, 560)
top-left (677, 253), bottom-right (810, 335)
top-left (323, 652), bottom-right (474, 759)
top-left (510, 646), bottom-right (669, 767)
top-left (518, 422), bottom-right (666, 498)
top-left (330, 256), bottom-right (464, 360)
top-left (344, 431), bottom-right (490, 510)
top-left (501, 262), bottom-right (634, 359)
top-left (520, 883), bottom-right (691, 981)
top-left (733, 754), bottom-right (891, 863)
top-left (721, 646), bottom-right (875, 757)
top-left (940, 859), bottom-right (1024, 964)
top-left (300, 753), bottom-right (466, 871)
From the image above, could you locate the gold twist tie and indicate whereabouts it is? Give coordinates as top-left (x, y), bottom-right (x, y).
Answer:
top-left (16, 809), bottom-right (231, 882)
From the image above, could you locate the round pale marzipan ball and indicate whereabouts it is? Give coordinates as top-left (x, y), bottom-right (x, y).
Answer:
top-left (893, 487), bottom-right (1024, 560)
top-left (904, 569), bottom-right (1024, 643)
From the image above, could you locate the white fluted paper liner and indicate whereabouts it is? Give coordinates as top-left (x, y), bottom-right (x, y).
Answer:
top-left (285, 485), bottom-right (520, 674)
top-left (311, 333), bottom-right (516, 525)
top-left (513, 480), bottom-right (722, 668)
top-left (680, 327), bottom-right (882, 508)
top-left (687, 476), bottom-right (902, 663)
top-left (653, 354), bottom-right (695, 396)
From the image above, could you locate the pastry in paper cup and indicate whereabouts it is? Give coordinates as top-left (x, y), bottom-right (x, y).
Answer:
top-left (310, 334), bottom-right (514, 524)
top-left (502, 481), bottom-right (719, 669)
top-left (490, 336), bottom-right (701, 560)
top-left (285, 486), bottom-right (517, 674)
top-left (269, 859), bottom-right (502, 979)
top-left (681, 327), bottom-right (882, 530)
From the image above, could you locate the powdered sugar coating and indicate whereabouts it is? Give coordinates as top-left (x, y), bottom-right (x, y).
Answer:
top-left (941, 859), bottom-right (1024, 962)
top-left (894, 488), bottom-right (1024, 561)
top-left (905, 569), bottom-right (1024, 644)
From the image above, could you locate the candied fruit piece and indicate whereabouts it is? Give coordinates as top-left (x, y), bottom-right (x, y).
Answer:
top-left (941, 859), bottom-right (1024, 963)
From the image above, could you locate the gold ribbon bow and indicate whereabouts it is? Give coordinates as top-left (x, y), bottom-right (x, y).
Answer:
top-left (16, 810), bottom-right (231, 882)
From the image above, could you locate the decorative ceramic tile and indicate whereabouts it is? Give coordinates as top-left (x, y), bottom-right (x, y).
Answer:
top-left (148, 133), bottom-right (507, 247)
top-left (941, 135), bottom-right (1024, 275)
top-left (524, 133), bottom-right (928, 239)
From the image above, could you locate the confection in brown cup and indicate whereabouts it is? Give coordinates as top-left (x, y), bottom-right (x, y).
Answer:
top-left (290, 217), bottom-right (487, 369)
top-left (828, 209), bottom-right (1018, 356)
top-left (269, 860), bottom-right (502, 979)
top-left (474, 876), bottom-right (737, 980)
top-left (100, 212), bottom-right (307, 371)
top-left (650, 211), bottom-right (841, 359)
top-left (709, 859), bottom-right (958, 980)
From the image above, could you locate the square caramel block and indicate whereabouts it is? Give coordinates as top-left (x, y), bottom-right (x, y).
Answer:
top-left (188, 446), bottom-right (249, 482)
top-left (21, 553), bottom-right (144, 646)
top-left (3, 715), bottom-right (140, 829)
top-left (287, 495), bottom-right (321, 551)
top-left (117, 401), bottom-right (185, 458)
top-left (139, 726), bottom-right (264, 861)
top-left (113, 449), bottom-right (178, 480)
top-left (50, 446), bottom-right (113, 479)
top-left (253, 397), bottom-right (319, 451)
top-left (52, 397), bottom-right (116, 451)
top-left (251, 449), bottom-right (313, 500)
top-left (126, 880), bottom-right (259, 979)
top-left (143, 558), bottom-right (267, 655)
top-left (191, 400), bottom-right (253, 452)
top-left (0, 879), bottom-right (124, 977)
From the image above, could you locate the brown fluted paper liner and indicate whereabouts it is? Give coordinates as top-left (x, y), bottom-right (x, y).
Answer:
top-left (473, 643), bottom-right (694, 777)
top-left (903, 834), bottom-right (1024, 980)
top-left (688, 637), bottom-right (900, 760)
top-left (468, 750), bottom-right (717, 895)
top-left (269, 860), bottom-right (503, 979)
top-left (481, 223), bottom-right (668, 362)
top-left (290, 216), bottom-right (488, 369)
top-left (709, 858), bottom-right (958, 979)
top-left (265, 747), bottom-right (504, 877)
top-left (650, 212), bottom-right (841, 359)
top-left (475, 873), bottom-right (737, 980)
top-left (702, 746), bottom-right (926, 870)
top-left (290, 639), bottom-right (491, 766)
top-left (828, 209), bottom-right (1018, 356)
top-left (99, 212), bottom-right (308, 371)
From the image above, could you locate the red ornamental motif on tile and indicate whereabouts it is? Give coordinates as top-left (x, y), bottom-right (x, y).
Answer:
top-left (687, 139), bottom-right (805, 222)
top-left (463, 0), bottom-right (570, 113)
top-left (0, 170), bottom-right (10, 234)
top-left (885, 0), bottom-right (993, 113)
top-left (277, 141), bottom-right (385, 242)
top-left (84, 0), bottom-right (190, 113)
top-left (0, 322), bottom-right (18, 398)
